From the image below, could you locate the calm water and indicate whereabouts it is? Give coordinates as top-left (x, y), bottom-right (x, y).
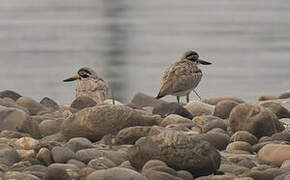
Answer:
top-left (0, 0), bottom-right (289, 104)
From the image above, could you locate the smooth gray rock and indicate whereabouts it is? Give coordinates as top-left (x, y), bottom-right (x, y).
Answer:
top-left (51, 146), bottom-right (76, 163)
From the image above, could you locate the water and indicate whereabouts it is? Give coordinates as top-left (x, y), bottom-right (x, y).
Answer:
top-left (0, 0), bottom-right (289, 104)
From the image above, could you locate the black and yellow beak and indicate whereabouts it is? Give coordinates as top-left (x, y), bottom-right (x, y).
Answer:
top-left (197, 59), bottom-right (212, 65)
top-left (63, 75), bottom-right (80, 82)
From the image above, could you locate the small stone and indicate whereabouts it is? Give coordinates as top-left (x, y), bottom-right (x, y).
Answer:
top-left (226, 141), bottom-right (253, 154)
top-left (153, 102), bottom-right (193, 119)
top-left (16, 96), bottom-right (49, 115)
top-left (67, 159), bottom-right (87, 169)
top-left (230, 131), bottom-right (258, 145)
top-left (40, 97), bottom-right (60, 112)
top-left (44, 167), bottom-right (70, 180)
top-left (258, 94), bottom-right (278, 101)
top-left (4, 171), bottom-right (40, 180)
top-left (199, 132), bottom-right (230, 150)
top-left (202, 119), bottom-right (227, 133)
top-left (88, 157), bottom-right (117, 170)
top-left (258, 144), bottom-right (290, 167)
top-left (15, 137), bottom-right (39, 150)
top-left (161, 114), bottom-right (192, 127)
top-left (214, 100), bottom-right (239, 119)
top-left (36, 148), bottom-right (53, 166)
top-left (71, 96), bottom-right (97, 110)
top-left (0, 130), bottom-right (30, 138)
top-left (0, 144), bottom-right (21, 166)
top-left (176, 170), bottom-right (194, 180)
top-left (16, 149), bottom-right (35, 159)
top-left (185, 101), bottom-right (215, 117)
top-left (131, 92), bottom-right (166, 107)
top-left (279, 90), bottom-right (290, 99)
top-left (0, 90), bottom-right (22, 101)
top-left (39, 119), bottom-right (63, 136)
top-left (261, 102), bottom-right (290, 118)
top-left (202, 97), bottom-right (244, 105)
top-left (48, 163), bottom-right (80, 179)
top-left (64, 137), bottom-right (94, 152)
top-left (51, 146), bottom-right (76, 163)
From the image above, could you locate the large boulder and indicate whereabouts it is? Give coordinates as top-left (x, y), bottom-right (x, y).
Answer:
top-left (61, 105), bottom-right (159, 141)
top-left (128, 129), bottom-right (221, 177)
top-left (229, 103), bottom-right (284, 138)
top-left (258, 144), bottom-right (290, 167)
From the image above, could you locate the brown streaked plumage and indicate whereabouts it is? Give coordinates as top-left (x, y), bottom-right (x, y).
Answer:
top-left (156, 50), bottom-right (211, 103)
top-left (63, 67), bottom-right (110, 104)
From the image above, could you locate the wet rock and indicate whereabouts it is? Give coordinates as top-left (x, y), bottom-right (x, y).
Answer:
top-left (229, 103), bottom-right (284, 138)
top-left (88, 157), bottom-right (117, 170)
top-left (230, 131), bottom-right (258, 145)
top-left (128, 129), bottom-right (221, 177)
top-left (261, 102), bottom-right (290, 118)
top-left (4, 171), bottom-right (40, 180)
top-left (48, 163), bottom-right (80, 179)
top-left (115, 126), bottom-right (152, 145)
top-left (36, 147), bottom-right (53, 166)
top-left (16, 96), bottom-right (49, 115)
top-left (64, 137), bottom-right (94, 152)
top-left (71, 96), bottom-right (97, 110)
top-left (62, 104), bottom-right (158, 141)
top-left (258, 94), bottom-right (278, 101)
top-left (131, 92), bottom-right (166, 107)
top-left (214, 100), bottom-right (239, 119)
top-left (161, 114), bottom-right (192, 127)
top-left (40, 97), bottom-right (59, 112)
top-left (39, 119), bottom-right (63, 136)
top-left (226, 141), bottom-right (253, 154)
top-left (258, 144), bottom-right (290, 167)
top-left (153, 102), bottom-right (193, 119)
top-left (0, 144), bottom-right (21, 166)
top-left (44, 167), bottom-right (70, 180)
top-left (15, 137), bottom-right (39, 150)
top-left (279, 90), bottom-right (290, 99)
top-left (0, 90), bottom-right (22, 101)
top-left (185, 101), bottom-right (215, 117)
top-left (202, 97), bottom-right (244, 105)
top-left (51, 146), bottom-right (76, 163)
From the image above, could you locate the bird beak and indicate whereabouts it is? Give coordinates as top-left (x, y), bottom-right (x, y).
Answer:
top-left (198, 59), bottom-right (212, 65)
top-left (63, 75), bottom-right (80, 82)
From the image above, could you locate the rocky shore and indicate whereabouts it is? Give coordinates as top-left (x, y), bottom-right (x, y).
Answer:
top-left (0, 90), bottom-right (290, 180)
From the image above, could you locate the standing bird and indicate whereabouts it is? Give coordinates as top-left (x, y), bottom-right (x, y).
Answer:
top-left (63, 67), bottom-right (110, 104)
top-left (156, 50), bottom-right (211, 103)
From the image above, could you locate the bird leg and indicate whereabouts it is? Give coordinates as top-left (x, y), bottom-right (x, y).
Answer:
top-left (177, 96), bottom-right (180, 103)
top-left (186, 93), bottom-right (190, 103)
top-left (193, 89), bottom-right (202, 100)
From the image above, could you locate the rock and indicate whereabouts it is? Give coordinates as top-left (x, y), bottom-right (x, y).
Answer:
top-left (87, 167), bottom-right (147, 180)
top-left (128, 129), bottom-right (221, 177)
top-left (258, 144), bottom-right (290, 167)
top-left (15, 137), bottom-right (39, 150)
top-left (0, 90), bottom-right (22, 101)
top-left (104, 99), bottom-right (123, 105)
top-left (261, 102), bottom-right (290, 118)
top-left (214, 100), bottom-right (239, 119)
top-left (279, 90), bottom-right (290, 99)
top-left (177, 170), bottom-right (194, 180)
top-left (67, 159), bottom-right (86, 169)
top-left (24, 164), bottom-right (48, 179)
top-left (76, 148), bottom-right (124, 165)
top-left (40, 97), bottom-right (60, 112)
top-left (202, 119), bottom-right (227, 133)
top-left (143, 169), bottom-right (183, 180)
top-left (51, 146), bottom-right (76, 163)
top-left (193, 115), bottom-right (223, 126)
top-left (115, 126), bottom-right (152, 145)
top-left (48, 163), bottom-right (80, 179)
top-left (71, 96), bottom-right (97, 110)
top-left (0, 98), bottom-right (28, 112)
top-left (202, 97), bottom-right (244, 105)
top-left (142, 160), bottom-right (167, 170)
top-left (16, 149), bottom-right (35, 159)
top-left (161, 114), bottom-right (192, 127)
top-left (131, 92), bottom-right (166, 107)
top-left (64, 137), bottom-right (94, 152)
top-left (199, 132), bottom-right (230, 150)
top-left (62, 105), bottom-right (158, 141)
top-left (229, 103), bottom-right (284, 138)
top-left (258, 94), bottom-right (278, 101)
top-left (44, 167), bottom-right (70, 180)
top-left (4, 171), bottom-right (40, 180)
top-left (185, 101), bottom-right (215, 117)
top-left (230, 131), bottom-right (258, 145)
top-left (0, 144), bottom-right (21, 166)
top-left (280, 118), bottom-right (290, 129)
top-left (39, 119), bottom-right (63, 136)
top-left (153, 102), bottom-right (193, 119)
top-left (80, 167), bottom-right (96, 178)
top-left (36, 148), bottom-right (53, 166)
top-left (226, 141), bottom-right (253, 154)
top-left (16, 96), bottom-right (49, 115)
top-left (119, 160), bottom-right (136, 170)
top-left (88, 157), bottom-right (117, 170)
top-left (240, 168), bottom-right (285, 180)
top-left (0, 130), bottom-right (30, 138)
top-left (271, 131), bottom-right (290, 142)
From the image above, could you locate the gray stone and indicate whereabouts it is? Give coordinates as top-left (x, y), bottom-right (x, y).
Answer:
top-left (261, 102), bottom-right (290, 118)
top-left (214, 100), bottom-right (239, 119)
top-left (51, 146), bottom-right (76, 163)
top-left (40, 97), bottom-right (60, 112)
top-left (36, 148), bottom-right (53, 166)
top-left (39, 119), bottom-right (63, 136)
top-left (131, 92), bottom-right (166, 107)
top-left (0, 144), bottom-right (21, 166)
top-left (88, 157), bottom-right (117, 170)
top-left (71, 95), bottom-right (97, 110)
top-left (16, 96), bottom-right (49, 115)
top-left (230, 131), bottom-right (258, 145)
top-left (44, 167), bottom-right (70, 180)
top-left (65, 137), bottom-right (94, 152)
top-left (48, 163), bottom-right (80, 180)
top-left (67, 159), bottom-right (87, 169)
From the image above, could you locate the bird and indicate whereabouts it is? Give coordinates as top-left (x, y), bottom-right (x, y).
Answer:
top-left (63, 67), bottom-right (110, 104)
top-left (156, 50), bottom-right (211, 103)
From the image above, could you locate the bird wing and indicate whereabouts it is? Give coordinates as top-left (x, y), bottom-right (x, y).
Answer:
top-left (157, 60), bottom-right (202, 97)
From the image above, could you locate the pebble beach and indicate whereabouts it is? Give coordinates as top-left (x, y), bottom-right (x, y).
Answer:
top-left (0, 89), bottom-right (290, 180)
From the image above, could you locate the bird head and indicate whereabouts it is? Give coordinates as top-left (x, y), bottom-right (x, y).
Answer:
top-left (182, 50), bottom-right (212, 65)
top-left (63, 67), bottom-right (97, 82)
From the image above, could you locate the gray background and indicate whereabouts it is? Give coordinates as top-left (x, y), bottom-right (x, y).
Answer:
top-left (0, 0), bottom-right (289, 104)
